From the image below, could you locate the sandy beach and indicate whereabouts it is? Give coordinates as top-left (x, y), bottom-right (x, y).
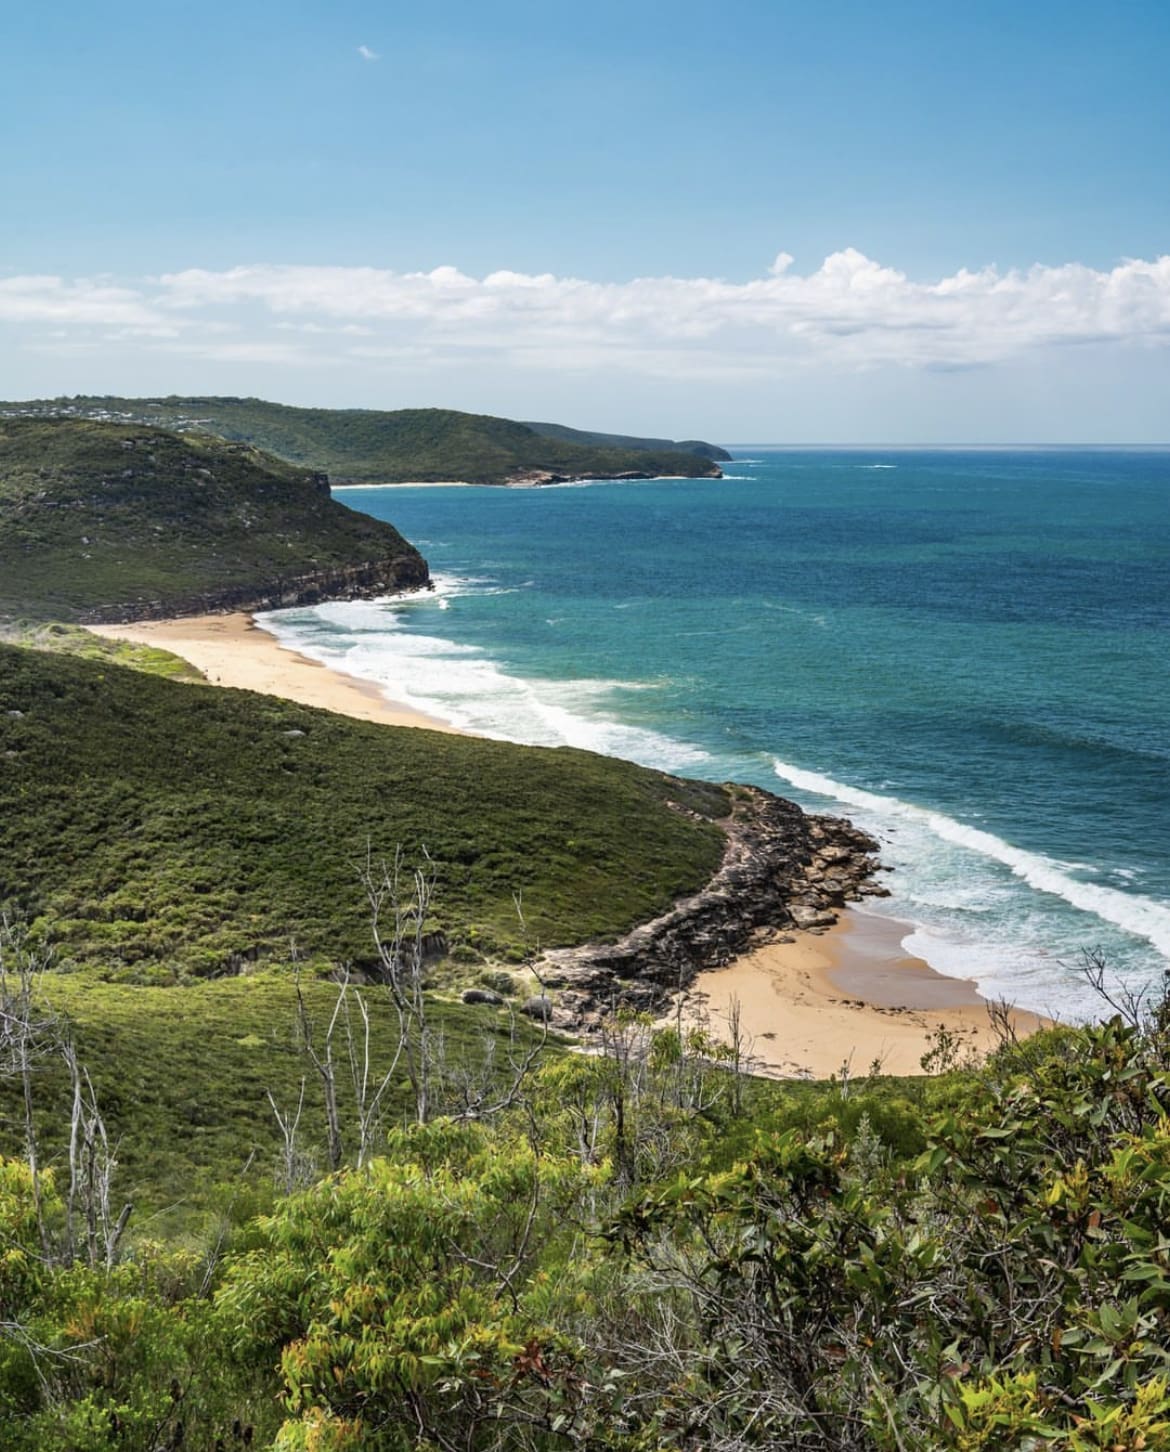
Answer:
top-left (678, 909), bottom-right (1048, 1079)
top-left (88, 612), bottom-right (1043, 1075)
top-left (88, 612), bottom-right (460, 734)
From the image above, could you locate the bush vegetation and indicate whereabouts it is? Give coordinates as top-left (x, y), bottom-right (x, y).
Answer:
top-left (0, 644), bottom-right (727, 977)
top-left (5, 979), bottom-right (1170, 1450)
top-left (0, 418), bottom-right (424, 620)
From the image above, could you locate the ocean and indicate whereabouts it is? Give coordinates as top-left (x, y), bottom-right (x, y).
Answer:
top-left (259, 450), bottom-right (1170, 1019)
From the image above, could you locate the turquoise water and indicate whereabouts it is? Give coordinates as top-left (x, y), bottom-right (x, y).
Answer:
top-left (261, 451), bottom-right (1170, 1017)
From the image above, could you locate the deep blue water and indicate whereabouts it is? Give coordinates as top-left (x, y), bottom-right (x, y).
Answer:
top-left (262, 450), bottom-right (1170, 1017)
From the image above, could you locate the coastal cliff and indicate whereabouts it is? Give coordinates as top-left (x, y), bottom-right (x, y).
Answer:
top-left (504, 462), bottom-right (723, 487)
top-left (73, 553), bottom-right (431, 624)
top-left (537, 786), bottom-right (887, 1030)
top-left (0, 417), bottom-right (429, 622)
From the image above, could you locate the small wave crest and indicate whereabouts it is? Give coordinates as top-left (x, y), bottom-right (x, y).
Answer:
top-left (771, 759), bottom-right (1170, 959)
top-left (258, 596), bottom-right (710, 772)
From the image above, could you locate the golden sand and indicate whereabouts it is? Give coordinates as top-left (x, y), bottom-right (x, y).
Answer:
top-left (678, 909), bottom-right (1046, 1079)
top-left (88, 612), bottom-right (460, 733)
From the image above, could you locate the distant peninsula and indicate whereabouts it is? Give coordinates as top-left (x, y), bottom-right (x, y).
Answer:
top-left (0, 396), bottom-right (729, 486)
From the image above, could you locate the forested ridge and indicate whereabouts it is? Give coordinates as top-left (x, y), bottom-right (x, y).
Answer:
top-left (0, 398), bottom-right (726, 486)
top-left (0, 418), bottom-right (426, 622)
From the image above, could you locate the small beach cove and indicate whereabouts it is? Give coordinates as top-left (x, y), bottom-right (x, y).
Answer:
top-left (91, 608), bottom-right (1039, 1076)
top-left (89, 610), bottom-right (461, 734)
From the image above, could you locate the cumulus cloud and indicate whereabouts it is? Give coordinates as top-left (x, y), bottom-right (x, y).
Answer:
top-left (0, 275), bottom-right (166, 329)
top-left (3, 251), bottom-right (1170, 379)
top-left (357, 44), bottom-right (379, 61)
top-left (151, 251), bottom-right (1170, 369)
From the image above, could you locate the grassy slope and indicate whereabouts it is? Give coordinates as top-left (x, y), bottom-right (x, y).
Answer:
top-left (13, 972), bottom-right (546, 1226)
top-left (0, 417), bottom-right (425, 620)
top-left (0, 620), bottom-right (203, 680)
top-left (0, 397), bottom-right (722, 483)
top-left (0, 644), bottom-right (728, 978)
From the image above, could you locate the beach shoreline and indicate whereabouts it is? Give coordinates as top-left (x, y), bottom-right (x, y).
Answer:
top-left (330, 480), bottom-right (475, 490)
top-left (678, 908), bottom-right (1048, 1079)
top-left (88, 611), bottom-right (460, 734)
top-left (87, 610), bottom-right (1045, 1075)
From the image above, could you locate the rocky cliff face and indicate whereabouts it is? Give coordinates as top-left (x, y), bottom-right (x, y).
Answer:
top-left (537, 785), bottom-right (888, 1032)
top-left (75, 552), bottom-right (431, 624)
top-left (503, 463), bottom-right (723, 487)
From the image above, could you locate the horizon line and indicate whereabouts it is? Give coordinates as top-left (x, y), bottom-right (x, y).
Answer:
top-left (722, 442), bottom-right (1170, 451)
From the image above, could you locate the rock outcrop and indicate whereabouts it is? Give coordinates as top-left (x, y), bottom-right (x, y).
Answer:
top-left (538, 785), bottom-right (887, 1032)
top-left (504, 463), bottom-right (723, 487)
top-left (74, 553), bottom-right (431, 624)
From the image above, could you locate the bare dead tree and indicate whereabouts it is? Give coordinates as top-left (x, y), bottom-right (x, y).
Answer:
top-left (1072, 946), bottom-right (1155, 1030)
top-left (441, 999), bottom-right (550, 1123)
top-left (62, 1045), bottom-right (132, 1268)
top-left (266, 1079), bottom-right (316, 1196)
top-left (340, 981), bottom-right (404, 1167)
top-left (361, 845), bottom-right (439, 1125)
top-left (0, 917), bottom-right (64, 1257)
top-left (294, 966), bottom-right (345, 1172)
top-left (985, 996), bottom-right (1021, 1051)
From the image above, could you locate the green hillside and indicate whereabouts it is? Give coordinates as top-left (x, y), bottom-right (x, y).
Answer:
top-left (0, 643), bottom-right (728, 980)
top-left (524, 418), bottom-right (731, 460)
top-left (0, 417), bottom-right (427, 622)
top-left (0, 396), bottom-right (725, 484)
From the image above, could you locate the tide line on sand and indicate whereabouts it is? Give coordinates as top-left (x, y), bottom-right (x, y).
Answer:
top-left (677, 909), bottom-right (1048, 1080)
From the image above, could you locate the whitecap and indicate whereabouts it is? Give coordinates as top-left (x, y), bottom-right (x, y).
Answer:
top-left (771, 758), bottom-right (1170, 960)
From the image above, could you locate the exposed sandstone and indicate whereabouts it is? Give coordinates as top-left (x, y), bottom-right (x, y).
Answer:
top-left (74, 553), bottom-right (431, 624)
top-left (538, 785), bottom-right (887, 1032)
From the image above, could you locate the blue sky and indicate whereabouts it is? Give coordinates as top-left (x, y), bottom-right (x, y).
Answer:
top-left (2, 0), bottom-right (1168, 440)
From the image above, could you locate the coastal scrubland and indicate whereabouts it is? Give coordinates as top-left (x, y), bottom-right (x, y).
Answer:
top-left (6, 944), bottom-right (1170, 1451)
top-left (0, 417), bottom-right (426, 621)
top-left (2, 410), bottom-right (1166, 1451)
top-left (0, 644), bottom-right (727, 974)
top-left (0, 397), bottom-right (727, 484)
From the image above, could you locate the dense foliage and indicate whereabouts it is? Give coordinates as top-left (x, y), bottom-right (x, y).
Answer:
top-left (0, 644), bottom-right (727, 975)
top-left (6, 996), bottom-right (1170, 1450)
top-left (0, 398), bottom-right (723, 484)
top-left (0, 418), bottom-right (424, 620)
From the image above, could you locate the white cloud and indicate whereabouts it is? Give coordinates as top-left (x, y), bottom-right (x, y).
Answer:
top-left (3, 251), bottom-right (1170, 387)
top-left (0, 275), bottom-right (165, 329)
top-left (357, 44), bottom-right (379, 61)
top-left (151, 251), bottom-right (1170, 370)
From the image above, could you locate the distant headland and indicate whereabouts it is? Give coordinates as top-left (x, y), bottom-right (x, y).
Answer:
top-left (0, 398), bottom-right (731, 623)
top-left (0, 395), bottom-right (728, 486)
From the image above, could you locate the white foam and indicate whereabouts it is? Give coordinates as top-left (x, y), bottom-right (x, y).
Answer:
top-left (258, 595), bottom-right (711, 773)
top-left (771, 758), bottom-right (1170, 960)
